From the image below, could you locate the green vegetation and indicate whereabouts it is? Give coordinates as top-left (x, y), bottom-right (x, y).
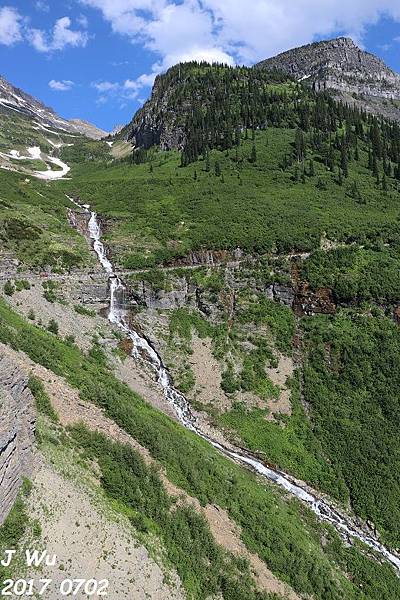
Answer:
top-left (60, 139), bottom-right (111, 165)
top-left (28, 375), bottom-right (58, 422)
top-left (64, 63), bottom-right (400, 272)
top-left (3, 280), bottom-right (14, 296)
top-left (74, 304), bottom-right (96, 317)
top-left (0, 169), bottom-right (92, 270)
top-left (0, 497), bottom-right (29, 581)
top-left (3, 279), bottom-right (30, 297)
top-left (169, 308), bottom-right (212, 343)
top-left (42, 280), bottom-right (64, 304)
top-left (303, 310), bottom-right (400, 547)
top-left (14, 280), bottom-right (30, 292)
top-left (1, 299), bottom-right (400, 598)
top-left (303, 246), bottom-right (400, 303)
top-left (47, 318), bottom-right (59, 334)
top-left (219, 376), bottom-right (347, 499)
top-left (69, 426), bottom-right (274, 600)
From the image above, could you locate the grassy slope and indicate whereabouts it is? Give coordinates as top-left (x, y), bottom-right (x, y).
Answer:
top-left (62, 127), bottom-right (400, 268)
top-left (0, 169), bottom-right (92, 270)
top-left (1, 298), bottom-right (400, 598)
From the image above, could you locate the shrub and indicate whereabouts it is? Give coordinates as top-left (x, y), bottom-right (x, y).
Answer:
top-left (47, 319), bottom-right (59, 334)
top-left (3, 280), bottom-right (15, 296)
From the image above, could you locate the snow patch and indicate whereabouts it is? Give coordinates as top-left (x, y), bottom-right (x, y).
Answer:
top-left (28, 146), bottom-right (41, 159)
top-left (34, 156), bottom-right (70, 180)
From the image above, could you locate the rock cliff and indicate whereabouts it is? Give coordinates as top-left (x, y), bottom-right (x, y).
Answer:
top-left (0, 352), bottom-right (36, 524)
top-left (256, 37), bottom-right (400, 120)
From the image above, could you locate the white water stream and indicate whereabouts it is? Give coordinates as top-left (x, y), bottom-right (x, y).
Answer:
top-left (71, 198), bottom-right (400, 575)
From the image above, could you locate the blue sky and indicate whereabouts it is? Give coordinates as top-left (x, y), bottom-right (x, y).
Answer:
top-left (1, 1), bottom-right (400, 132)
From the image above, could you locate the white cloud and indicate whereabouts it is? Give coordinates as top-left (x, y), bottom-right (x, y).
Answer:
top-left (92, 80), bottom-right (120, 92)
top-left (81, 0), bottom-right (400, 69)
top-left (28, 16), bottom-right (89, 52)
top-left (91, 75), bottom-right (156, 105)
top-left (35, 1), bottom-right (50, 12)
top-left (0, 6), bottom-right (23, 46)
top-left (0, 7), bottom-right (89, 53)
top-left (49, 79), bottom-right (75, 91)
top-left (77, 14), bottom-right (89, 28)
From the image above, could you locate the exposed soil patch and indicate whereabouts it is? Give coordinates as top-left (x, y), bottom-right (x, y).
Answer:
top-left (189, 335), bottom-right (229, 410)
top-left (27, 460), bottom-right (184, 600)
top-left (265, 354), bottom-right (294, 421)
top-left (5, 284), bottom-right (106, 351)
top-left (204, 505), bottom-right (300, 600)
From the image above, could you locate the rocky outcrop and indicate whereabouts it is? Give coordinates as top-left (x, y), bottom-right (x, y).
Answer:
top-left (69, 119), bottom-right (108, 140)
top-left (266, 283), bottom-right (295, 307)
top-left (125, 72), bottom-right (187, 150)
top-left (139, 279), bottom-right (191, 310)
top-left (256, 37), bottom-right (400, 121)
top-left (79, 282), bottom-right (109, 304)
top-left (0, 353), bottom-right (36, 524)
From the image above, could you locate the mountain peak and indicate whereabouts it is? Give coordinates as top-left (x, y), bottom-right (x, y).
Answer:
top-left (0, 75), bottom-right (107, 139)
top-left (256, 37), bottom-right (400, 120)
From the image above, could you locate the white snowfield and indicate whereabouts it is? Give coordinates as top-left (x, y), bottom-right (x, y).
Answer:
top-left (0, 144), bottom-right (70, 180)
top-left (28, 146), bottom-right (41, 159)
top-left (34, 155), bottom-right (70, 180)
top-left (0, 146), bottom-right (42, 161)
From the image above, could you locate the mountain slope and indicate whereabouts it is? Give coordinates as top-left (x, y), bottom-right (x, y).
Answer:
top-left (0, 76), bottom-right (107, 139)
top-left (256, 37), bottom-right (400, 120)
top-left (70, 58), bottom-right (400, 554)
top-left (123, 62), bottom-right (293, 156)
top-left (0, 75), bottom-right (111, 180)
top-left (2, 53), bottom-right (400, 600)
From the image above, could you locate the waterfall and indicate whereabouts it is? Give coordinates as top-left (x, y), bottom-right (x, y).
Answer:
top-left (72, 198), bottom-right (400, 575)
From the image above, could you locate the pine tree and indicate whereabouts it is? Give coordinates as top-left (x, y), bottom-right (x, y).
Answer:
top-left (250, 144), bottom-right (257, 164)
top-left (309, 159), bottom-right (315, 177)
top-left (372, 153), bottom-right (379, 178)
top-left (341, 147), bottom-right (348, 178)
top-left (294, 129), bottom-right (305, 161)
top-left (215, 161), bottom-right (221, 176)
top-left (368, 149), bottom-right (373, 170)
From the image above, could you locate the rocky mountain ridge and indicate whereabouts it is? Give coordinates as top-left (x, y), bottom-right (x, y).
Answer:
top-left (256, 37), bottom-right (400, 120)
top-left (0, 76), bottom-right (107, 140)
top-left (122, 38), bottom-right (400, 152)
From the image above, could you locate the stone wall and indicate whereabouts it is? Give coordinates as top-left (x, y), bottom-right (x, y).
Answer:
top-left (0, 354), bottom-right (36, 524)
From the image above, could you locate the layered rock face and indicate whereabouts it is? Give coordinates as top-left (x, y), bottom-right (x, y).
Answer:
top-left (0, 353), bottom-right (36, 524)
top-left (125, 73), bottom-right (186, 150)
top-left (256, 37), bottom-right (400, 120)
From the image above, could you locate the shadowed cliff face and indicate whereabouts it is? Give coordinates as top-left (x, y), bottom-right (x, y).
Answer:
top-left (256, 37), bottom-right (400, 120)
top-left (0, 352), bottom-right (35, 524)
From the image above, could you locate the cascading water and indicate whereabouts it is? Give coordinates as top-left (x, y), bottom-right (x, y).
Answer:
top-left (71, 197), bottom-right (400, 575)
